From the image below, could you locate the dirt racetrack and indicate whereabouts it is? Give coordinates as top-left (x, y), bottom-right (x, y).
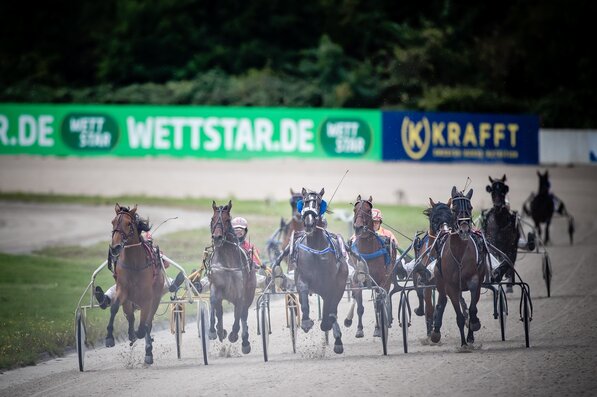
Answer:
top-left (1, 156), bottom-right (597, 397)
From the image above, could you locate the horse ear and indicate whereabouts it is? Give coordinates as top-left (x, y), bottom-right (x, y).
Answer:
top-left (212, 200), bottom-right (217, 210)
top-left (488, 176), bottom-right (494, 183)
top-left (466, 189), bottom-right (474, 199)
top-left (356, 194), bottom-right (361, 202)
top-left (115, 203), bottom-right (121, 213)
top-left (301, 187), bottom-right (307, 196)
top-left (368, 195), bottom-right (373, 203)
top-left (545, 170), bottom-right (549, 178)
top-left (429, 197), bottom-right (436, 207)
top-left (537, 170), bottom-right (541, 177)
top-left (228, 200), bottom-right (232, 210)
top-left (502, 174), bottom-right (507, 182)
top-left (320, 188), bottom-right (325, 197)
top-left (451, 186), bottom-right (458, 198)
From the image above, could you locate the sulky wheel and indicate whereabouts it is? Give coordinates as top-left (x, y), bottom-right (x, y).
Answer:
top-left (76, 309), bottom-right (86, 372)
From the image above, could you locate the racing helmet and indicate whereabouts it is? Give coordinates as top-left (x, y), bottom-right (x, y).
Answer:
top-left (372, 208), bottom-right (383, 222)
top-left (231, 217), bottom-right (248, 230)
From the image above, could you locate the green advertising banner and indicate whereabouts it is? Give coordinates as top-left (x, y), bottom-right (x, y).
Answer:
top-left (0, 104), bottom-right (381, 160)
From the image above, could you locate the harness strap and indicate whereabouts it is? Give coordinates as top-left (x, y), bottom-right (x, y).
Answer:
top-left (350, 233), bottom-right (391, 266)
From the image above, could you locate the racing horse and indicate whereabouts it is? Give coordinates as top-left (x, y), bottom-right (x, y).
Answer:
top-left (274, 188), bottom-right (348, 353)
top-left (207, 200), bottom-right (256, 354)
top-left (412, 198), bottom-right (454, 337)
top-left (430, 187), bottom-right (488, 349)
top-left (523, 170), bottom-right (574, 244)
top-left (344, 195), bottom-right (396, 338)
top-left (109, 204), bottom-right (164, 364)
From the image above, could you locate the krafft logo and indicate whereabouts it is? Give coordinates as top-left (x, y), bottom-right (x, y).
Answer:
top-left (401, 116), bottom-right (431, 160)
top-left (320, 118), bottom-right (372, 157)
top-left (61, 114), bottom-right (119, 151)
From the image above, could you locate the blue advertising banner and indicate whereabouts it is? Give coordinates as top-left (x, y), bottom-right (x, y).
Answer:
top-left (382, 111), bottom-right (539, 164)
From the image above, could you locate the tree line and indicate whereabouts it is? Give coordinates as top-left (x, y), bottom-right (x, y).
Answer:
top-left (1, 0), bottom-right (594, 128)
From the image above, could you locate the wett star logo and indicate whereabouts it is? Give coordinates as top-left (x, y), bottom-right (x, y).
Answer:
top-left (320, 118), bottom-right (372, 157)
top-left (61, 113), bottom-right (119, 151)
top-left (401, 116), bottom-right (431, 160)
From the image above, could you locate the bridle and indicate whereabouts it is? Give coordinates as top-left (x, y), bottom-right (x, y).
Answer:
top-left (490, 181), bottom-right (508, 210)
top-left (353, 199), bottom-right (374, 237)
top-left (452, 195), bottom-right (473, 233)
top-left (110, 210), bottom-right (140, 259)
top-left (210, 206), bottom-right (236, 247)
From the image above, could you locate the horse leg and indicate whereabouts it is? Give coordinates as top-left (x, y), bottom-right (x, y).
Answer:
top-left (545, 218), bottom-right (552, 245)
top-left (228, 303), bottom-right (241, 343)
top-left (122, 300), bottom-right (136, 343)
top-left (105, 298), bottom-right (120, 347)
top-left (144, 323), bottom-right (154, 365)
top-left (355, 290), bottom-right (365, 338)
top-left (297, 279), bottom-right (314, 332)
top-left (240, 304), bottom-right (251, 354)
top-left (430, 282), bottom-right (447, 343)
top-left (321, 293), bottom-right (344, 354)
top-left (344, 296), bottom-right (356, 327)
top-left (424, 289), bottom-right (434, 337)
top-left (414, 277), bottom-right (425, 316)
top-left (210, 292), bottom-right (226, 341)
top-left (466, 278), bottom-right (482, 344)
top-left (448, 288), bottom-right (467, 348)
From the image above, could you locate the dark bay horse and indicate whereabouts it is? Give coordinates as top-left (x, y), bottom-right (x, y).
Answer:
top-left (110, 204), bottom-right (164, 365)
top-left (412, 198), bottom-right (454, 337)
top-left (523, 170), bottom-right (574, 244)
top-left (481, 175), bottom-right (519, 291)
top-left (288, 188), bottom-right (348, 353)
top-left (344, 195), bottom-right (396, 338)
top-left (207, 200), bottom-right (256, 354)
top-left (430, 187), bottom-right (488, 349)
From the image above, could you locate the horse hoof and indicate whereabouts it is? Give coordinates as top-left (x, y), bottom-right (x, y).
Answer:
top-left (334, 343), bottom-right (344, 354)
top-left (242, 343), bottom-right (251, 355)
top-left (471, 320), bottom-right (481, 332)
top-left (355, 329), bottom-right (364, 338)
top-left (344, 319), bottom-right (352, 327)
top-left (228, 332), bottom-right (239, 343)
top-left (373, 327), bottom-right (381, 338)
top-left (301, 319), bottom-right (314, 333)
top-left (218, 330), bottom-right (227, 342)
top-left (414, 307), bottom-right (425, 317)
top-left (144, 355), bottom-right (153, 365)
top-left (105, 337), bottom-right (115, 348)
top-left (208, 330), bottom-right (217, 340)
top-left (430, 331), bottom-right (441, 343)
top-left (457, 345), bottom-right (473, 353)
top-left (467, 335), bottom-right (475, 344)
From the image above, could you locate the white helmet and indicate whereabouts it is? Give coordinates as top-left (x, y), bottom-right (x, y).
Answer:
top-left (231, 217), bottom-right (248, 230)
top-left (372, 208), bottom-right (383, 222)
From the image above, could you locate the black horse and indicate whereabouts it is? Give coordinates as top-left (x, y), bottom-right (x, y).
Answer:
top-left (272, 188), bottom-right (349, 354)
top-left (481, 175), bottom-right (521, 292)
top-left (523, 170), bottom-right (574, 244)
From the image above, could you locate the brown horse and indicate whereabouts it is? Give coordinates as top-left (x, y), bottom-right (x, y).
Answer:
top-left (430, 187), bottom-right (488, 349)
top-left (344, 195), bottom-right (396, 338)
top-left (412, 198), bottom-right (453, 337)
top-left (207, 200), bottom-right (256, 354)
top-left (110, 204), bottom-right (164, 365)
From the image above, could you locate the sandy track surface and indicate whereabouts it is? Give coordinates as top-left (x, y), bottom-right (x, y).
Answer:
top-left (1, 156), bottom-right (597, 396)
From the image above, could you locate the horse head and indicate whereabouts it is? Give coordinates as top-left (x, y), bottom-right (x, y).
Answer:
top-left (110, 203), bottom-right (142, 260)
top-left (300, 187), bottom-right (326, 234)
top-left (290, 188), bottom-right (303, 220)
top-left (537, 170), bottom-right (551, 195)
top-left (451, 187), bottom-right (474, 240)
top-left (211, 200), bottom-right (233, 247)
top-left (486, 174), bottom-right (509, 210)
top-left (424, 198), bottom-right (454, 236)
top-left (352, 194), bottom-right (373, 237)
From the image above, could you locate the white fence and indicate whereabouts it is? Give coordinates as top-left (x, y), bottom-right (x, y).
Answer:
top-left (540, 129), bottom-right (597, 165)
